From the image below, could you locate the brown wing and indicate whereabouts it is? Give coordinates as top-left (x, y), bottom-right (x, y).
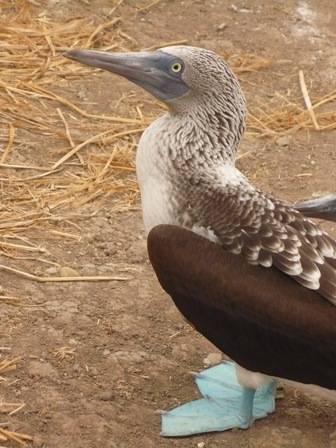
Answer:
top-left (147, 225), bottom-right (336, 389)
top-left (181, 174), bottom-right (336, 304)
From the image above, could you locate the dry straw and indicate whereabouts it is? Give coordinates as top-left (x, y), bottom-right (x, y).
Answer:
top-left (0, 0), bottom-right (147, 260)
top-left (1, 1), bottom-right (336, 262)
top-left (0, 357), bottom-right (33, 446)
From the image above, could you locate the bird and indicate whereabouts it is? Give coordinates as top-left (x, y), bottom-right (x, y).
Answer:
top-left (63, 45), bottom-right (336, 436)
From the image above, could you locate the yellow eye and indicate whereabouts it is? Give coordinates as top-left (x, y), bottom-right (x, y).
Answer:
top-left (171, 62), bottom-right (183, 73)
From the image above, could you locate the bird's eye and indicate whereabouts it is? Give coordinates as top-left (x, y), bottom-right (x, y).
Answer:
top-left (170, 61), bottom-right (183, 74)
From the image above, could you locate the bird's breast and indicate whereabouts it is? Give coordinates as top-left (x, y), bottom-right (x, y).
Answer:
top-left (135, 114), bottom-right (220, 242)
top-left (138, 175), bottom-right (178, 233)
top-left (136, 124), bottom-right (178, 233)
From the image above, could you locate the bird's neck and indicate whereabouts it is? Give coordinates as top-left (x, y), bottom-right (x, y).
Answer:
top-left (157, 107), bottom-right (245, 170)
top-left (155, 83), bottom-right (247, 171)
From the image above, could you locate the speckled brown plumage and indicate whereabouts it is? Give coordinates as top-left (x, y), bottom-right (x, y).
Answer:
top-left (174, 171), bottom-right (336, 303)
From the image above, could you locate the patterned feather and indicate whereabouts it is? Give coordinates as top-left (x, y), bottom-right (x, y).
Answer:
top-left (178, 167), bottom-right (336, 304)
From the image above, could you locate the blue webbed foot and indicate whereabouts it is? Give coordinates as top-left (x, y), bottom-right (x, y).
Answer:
top-left (160, 361), bottom-right (277, 437)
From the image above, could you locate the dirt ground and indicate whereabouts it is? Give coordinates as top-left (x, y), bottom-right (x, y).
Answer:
top-left (1, 0), bottom-right (336, 447)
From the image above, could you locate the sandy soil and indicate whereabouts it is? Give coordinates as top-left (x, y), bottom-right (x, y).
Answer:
top-left (1, 0), bottom-right (336, 447)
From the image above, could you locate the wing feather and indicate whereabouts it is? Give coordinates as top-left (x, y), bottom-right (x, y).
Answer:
top-left (182, 170), bottom-right (336, 304)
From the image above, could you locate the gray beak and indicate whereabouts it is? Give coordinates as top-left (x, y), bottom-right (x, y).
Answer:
top-left (63, 49), bottom-right (188, 101)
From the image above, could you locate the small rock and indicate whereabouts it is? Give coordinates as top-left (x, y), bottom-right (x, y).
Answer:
top-left (197, 443), bottom-right (205, 448)
top-left (275, 136), bottom-right (291, 147)
top-left (45, 266), bottom-right (58, 275)
top-left (73, 364), bottom-right (82, 373)
top-left (228, 4), bottom-right (238, 12)
top-left (103, 349), bottom-right (111, 356)
top-left (217, 22), bottom-right (227, 31)
top-left (33, 436), bottom-right (45, 448)
top-left (97, 390), bottom-right (115, 401)
top-left (59, 266), bottom-right (80, 277)
top-left (77, 87), bottom-right (88, 101)
top-left (203, 352), bottom-right (222, 367)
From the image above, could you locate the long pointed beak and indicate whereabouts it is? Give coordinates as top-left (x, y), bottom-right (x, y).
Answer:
top-left (296, 193), bottom-right (336, 222)
top-left (63, 49), bottom-right (188, 101)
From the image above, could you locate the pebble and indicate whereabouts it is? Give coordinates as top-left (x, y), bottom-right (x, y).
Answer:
top-left (203, 352), bottom-right (222, 367)
top-left (275, 136), bottom-right (291, 147)
top-left (97, 390), bottom-right (115, 401)
top-left (197, 443), bottom-right (205, 448)
top-left (45, 266), bottom-right (58, 275)
top-left (33, 437), bottom-right (45, 448)
top-left (73, 364), bottom-right (82, 373)
top-left (77, 87), bottom-right (88, 101)
top-left (59, 266), bottom-right (80, 277)
top-left (217, 22), bottom-right (228, 31)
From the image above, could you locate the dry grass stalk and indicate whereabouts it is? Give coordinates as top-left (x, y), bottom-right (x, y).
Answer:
top-left (248, 90), bottom-right (336, 137)
top-left (0, 427), bottom-right (32, 447)
top-left (0, 401), bottom-right (25, 416)
top-left (299, 69), bottom-right (320, 130)
top-left (0, 1), bottom-right (145, 258)
top-left (0, 357), bottom-right (21, 374)
top-left (0, 296), bottom-right (21, 304)
top-left (0, 124), bottom-right (15, 164)
top-left (53, 346), bottom-right (76, 359)
top-left (0, 355), bottom-right (30, 446)
top-left (228, 52), bottom-right (273, 73)
top-left (51, 127), bottom-right (145, 170)
top-left (137, 0), bottom-right (161, 13)
top-left (0, 264), bottom-right (128, 282)
top-left (144, 39), bottom-right (188, 50)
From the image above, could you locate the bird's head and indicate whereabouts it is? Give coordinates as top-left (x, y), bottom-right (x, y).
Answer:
top-left (64, 45), bottom-right (246, 119)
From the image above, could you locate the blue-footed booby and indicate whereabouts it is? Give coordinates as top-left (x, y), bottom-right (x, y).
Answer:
top-left (64, 46), bottom-right (336, 436)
